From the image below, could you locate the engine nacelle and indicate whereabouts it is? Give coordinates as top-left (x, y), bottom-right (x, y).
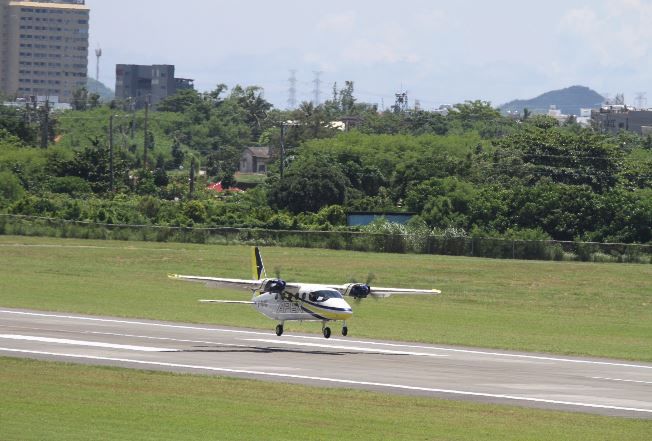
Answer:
top-left (262, 278), bottom-right (287, 294)
top-left (345, 283), bottom-right (371, 300)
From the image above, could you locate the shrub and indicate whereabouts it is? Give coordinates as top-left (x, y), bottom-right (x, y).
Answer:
top-left (48, 176), bottom-right (92, 196)
top-left (0, 171), bottom-right (25, 203)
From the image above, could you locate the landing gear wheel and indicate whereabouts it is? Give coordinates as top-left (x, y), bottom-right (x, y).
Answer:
top-left (275, 324), bottom-right (284, 337)
top-left (342, 326), bottom-right (348, 337)
top-left (323, 327), bottom-right (332, 339)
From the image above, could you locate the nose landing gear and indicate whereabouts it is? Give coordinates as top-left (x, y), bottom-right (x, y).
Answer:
top-left (322, 322), bottom-right (331, 339)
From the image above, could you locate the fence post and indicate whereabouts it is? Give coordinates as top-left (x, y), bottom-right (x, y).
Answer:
top-left (512, 240), bottom-right (515, 260)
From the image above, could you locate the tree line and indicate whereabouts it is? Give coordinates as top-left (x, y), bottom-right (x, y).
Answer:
top-left (0, 83), bottom-right (651, 247)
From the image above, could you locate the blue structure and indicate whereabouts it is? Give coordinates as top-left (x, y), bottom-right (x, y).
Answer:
top-left (347, 212), bottom-right (416, 227)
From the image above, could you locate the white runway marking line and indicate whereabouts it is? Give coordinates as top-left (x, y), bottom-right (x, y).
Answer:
top-left (592, 377), bottom-right (652, 385)
top-left (0, 335), bottom-right (177, 353)
top-left (0, 347), bottom-right (651, 416)
top-left (2, 310), bottom-right (652, 370)
top-left (245, 339), bottom-right (448, 357)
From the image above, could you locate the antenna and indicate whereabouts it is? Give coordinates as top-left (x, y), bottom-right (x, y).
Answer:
top-left (95, 47), bottom-right (102, 82)
top-left (288, 69), bottom-right (297, 109)
top-left (312, 71), bottom-right (323, 105)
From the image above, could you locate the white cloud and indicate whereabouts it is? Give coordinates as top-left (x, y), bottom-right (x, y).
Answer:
top-left (560, 2), bottom-right (652, 67)
top-left (317, 12), bottom-right (357, 32)
top-left (341, 40), bottom-right (421, 65)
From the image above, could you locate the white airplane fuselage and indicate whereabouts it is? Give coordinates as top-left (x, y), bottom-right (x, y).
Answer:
top-left (252, 284), bottom-right (353, 323)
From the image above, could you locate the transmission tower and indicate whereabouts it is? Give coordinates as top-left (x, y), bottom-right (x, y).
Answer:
top-left (635, 92), bottom-right (648, 109)
top-left (312, 71), bottom-right (323, 105)
top-left (287, 69), bottom-right (298, 109)
top-left (95, 47), bottom-right (102, 82)
top-left (392, 91), bottom-right (409, 113)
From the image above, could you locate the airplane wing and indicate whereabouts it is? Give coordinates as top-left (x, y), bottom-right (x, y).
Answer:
top-left (328, 283), bottom-right (441, 299)
top-left (199, 300), bottom-right (255, 305)
top-left (367, 287), bottom-right (441, 298)
top-left (169, 274), bottom-right (262, 291)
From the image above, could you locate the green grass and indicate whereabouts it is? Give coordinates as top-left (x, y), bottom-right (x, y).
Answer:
top-left (0, 357), bottom-right (649, 441)
top-left (0, 235), bottom-right (651, 361)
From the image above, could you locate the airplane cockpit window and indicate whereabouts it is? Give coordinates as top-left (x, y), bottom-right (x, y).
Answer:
top-left (307, 290), bottom-right (343, 303)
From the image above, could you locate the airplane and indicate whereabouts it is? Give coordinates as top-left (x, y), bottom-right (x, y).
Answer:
top-left (169, 247), bottom-right (441, 339)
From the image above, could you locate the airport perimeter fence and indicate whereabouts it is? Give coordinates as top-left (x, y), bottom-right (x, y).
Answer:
top-left (1, 214), bottom-right (651, 264)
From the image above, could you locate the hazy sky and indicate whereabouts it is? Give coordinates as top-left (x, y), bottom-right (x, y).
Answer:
top-left (86, 0), bottom-right (652, 109)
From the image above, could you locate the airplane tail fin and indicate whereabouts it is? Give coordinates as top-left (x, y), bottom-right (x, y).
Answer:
top-left (251, 246), bottom-right (267, 280)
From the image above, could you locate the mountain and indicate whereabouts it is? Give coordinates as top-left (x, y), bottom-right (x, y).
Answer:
top-left (87, 78), bottom-right (114, 102)
top-left (500, 86), bottom-right (604, 116)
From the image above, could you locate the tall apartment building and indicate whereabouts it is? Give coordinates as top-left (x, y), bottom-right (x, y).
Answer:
top-left (0, 0), bottom-right (89, 102)
top-left (115, 64), bottom-right (194, 109)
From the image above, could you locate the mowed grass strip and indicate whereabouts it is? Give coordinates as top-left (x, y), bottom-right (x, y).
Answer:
top-left (0, 236), bottom-right (651, 361)
top-left (0, 357), bottom-right (649, 441)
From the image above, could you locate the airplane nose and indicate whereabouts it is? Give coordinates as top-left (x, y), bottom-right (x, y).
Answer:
top-left (341, 300), bottom-right (354, 317)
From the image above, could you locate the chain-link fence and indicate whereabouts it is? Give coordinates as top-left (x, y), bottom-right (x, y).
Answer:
top-left (1, 214), bottom-right (651, 264)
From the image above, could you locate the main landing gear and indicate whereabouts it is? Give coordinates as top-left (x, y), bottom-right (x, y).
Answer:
top-left (276, 323), bottom-right (284, 336)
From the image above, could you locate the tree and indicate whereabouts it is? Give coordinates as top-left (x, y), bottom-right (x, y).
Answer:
top-left (0, 171), bottom-right (25, 202)
top-left (268, 154), bottom-right (349, 213)
top-left (153, 155), bottom-right (169, 187)
top-left (71, 87), bottom-right (89, 111)
top-left (449, 100), bottom-right (501, 131)
top-left (228, 85), bottom-right (272, 141)
top-left (0, 104), bottom-right (38, 145)
top-left (339, 81), bottom-right (356, 114)
top-left (170, 139), bottom-right (185, 168)
top-left (157, 89), bottom-right (206, 113)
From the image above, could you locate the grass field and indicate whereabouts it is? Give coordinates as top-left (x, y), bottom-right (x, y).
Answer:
top-left (0, 357), bottom-right (649, 441)
top-left (0, 235), bottom-right (651, 361)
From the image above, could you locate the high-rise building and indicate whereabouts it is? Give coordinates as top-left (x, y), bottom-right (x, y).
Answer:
top-left (115, 64), bottom-right (194, 109)
top-left (0, 0), bottom-right (89, 102)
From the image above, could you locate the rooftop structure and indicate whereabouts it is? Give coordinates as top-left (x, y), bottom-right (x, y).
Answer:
top-left (0, 0), bottom-right (89, 102)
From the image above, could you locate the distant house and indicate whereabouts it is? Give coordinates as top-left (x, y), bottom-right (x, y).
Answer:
top-left (240, 147), bottom-right (271, 174)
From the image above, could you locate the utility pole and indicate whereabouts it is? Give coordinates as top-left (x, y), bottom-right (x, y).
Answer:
top-left (143, 96), bottom-right (149, 169)
top-left (279, 121), bottom-right (299, 178)
top-left (280, 123), bottom-right (286, 179)
top-left (189, 158), bottom-right (196, 199)
top-left (109, 114), bottom-right (115, 193)
top-left (40, 100), bottom-right (49, 149)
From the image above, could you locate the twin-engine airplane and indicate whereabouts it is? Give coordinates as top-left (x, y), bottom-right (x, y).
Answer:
top-left (169, 247), bottom-right (440, 339)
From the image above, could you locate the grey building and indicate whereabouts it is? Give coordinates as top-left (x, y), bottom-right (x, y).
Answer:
top-left (592, 106), bottom-right (652, 135)
top-left (115, 64), bottom-right (193, 108)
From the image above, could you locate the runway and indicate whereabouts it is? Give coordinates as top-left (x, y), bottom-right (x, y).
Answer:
top-left (0, 308), bottom-right (651, 418)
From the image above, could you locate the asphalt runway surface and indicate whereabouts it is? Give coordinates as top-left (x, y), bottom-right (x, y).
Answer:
top-left (0, 308), bottom-right (651, 419)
